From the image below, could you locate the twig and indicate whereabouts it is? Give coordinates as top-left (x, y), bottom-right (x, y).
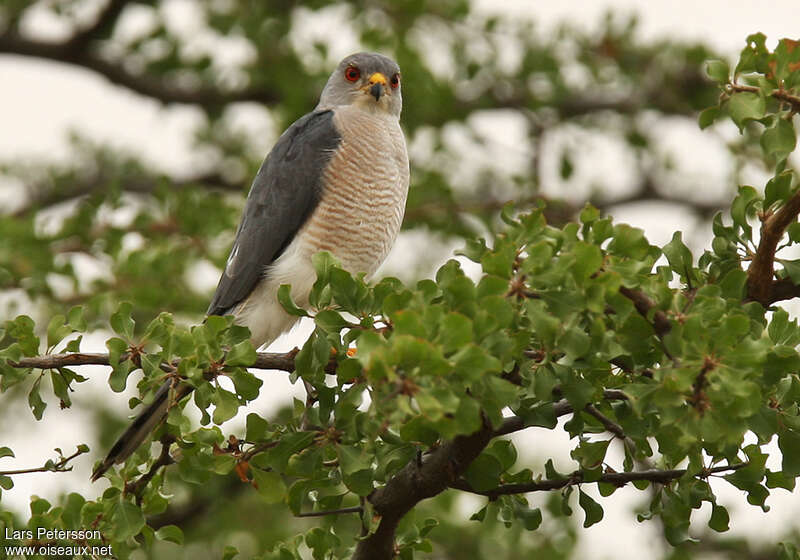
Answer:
top-left (449, 462), bottom-right (748, 499)
top-left (729, 83), bottom-right (800, 114)
top-left (0, 446), bottom-right (89, 476)
top-left (493, 391), bottom-right (630, 438)
top-left (295, 506), bottom-right (363, 518)
top-left (584, 404), bottom-right (626, 440)
top-left (125, 438), bottom-right (175, 504)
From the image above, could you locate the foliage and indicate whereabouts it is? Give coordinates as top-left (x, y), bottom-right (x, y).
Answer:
top-left (2, 1), bottom-right (800, 559)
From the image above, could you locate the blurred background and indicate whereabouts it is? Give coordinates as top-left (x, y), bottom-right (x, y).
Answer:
top-left (1, 1), bottom-right (799, 558)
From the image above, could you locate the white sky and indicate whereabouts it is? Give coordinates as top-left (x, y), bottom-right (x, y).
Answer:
top-left (2, 2), bottom-right (800, 559)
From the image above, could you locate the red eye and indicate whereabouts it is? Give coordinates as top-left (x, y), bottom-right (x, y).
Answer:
top-left (390, 73), bottom-right (400, 88)
top-left (344, 66), bottom-right (360, 82)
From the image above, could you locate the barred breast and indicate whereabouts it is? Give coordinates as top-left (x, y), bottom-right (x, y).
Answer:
top-left (235, 105), bottom-right (409, 347)
top-left (298, 105), bottom-right (410, 276)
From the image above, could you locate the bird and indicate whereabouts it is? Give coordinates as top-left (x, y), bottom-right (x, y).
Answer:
top-left (91, 52), bottom-right (409, 481)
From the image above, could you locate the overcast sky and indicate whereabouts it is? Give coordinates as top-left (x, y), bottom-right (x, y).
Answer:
top-left (2, 2), bottom-right (800, 558)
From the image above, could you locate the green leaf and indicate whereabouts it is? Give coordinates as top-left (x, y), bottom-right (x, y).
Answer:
top-left (486, 440), bottom-right (517, 471)
top-left (464, 454), bottom-right (503, 492)
top-left (222, 546), bottom-right (239, 560)
top-left (229, 369), bottom-right (262, 401)
top-left (225, 340), bottom-right (257, 367)
top-left (337, 444), bottom-right (374, 496)
top-left (245, 413), bottom-right (269, 442)
top-left (571, 439), bottom-right (611, 469)
top-left (212, 388), bottom-right (240, 424)
top-left (106, 337), bottom-right (132, 393)
top-left (155, 525), bottom-right (184, 544)
top-left (761, 118), bottom-right (797, 158)
top-left (709, 503), bottom-right (730, 532)
top-left (277, 284), bottom-right (308, 317)
top-left (728, 91), bottom-right (766, 131)
top-left (438, 312), bottom-right (474, 353)
top-left (67, 306), bottom-right (87, 332)
top-left (765, 172), bottom-right (794, 209)
top-left (779, 428), bottom-right (800, 477)
top-left (779, 542), bottom-right (800, 560)
top-left (306, 527), bottom-right (341, 560)
top-left (110, 301), bottom-right (136, 340)
top-left (662, 231), bottom-right (694, 280)
top-left (571, 242), bottom-right (603, 282)
top-left (0, 447), bottom-right (14, 459)
top-left (516, 505), bottom-right (543, 531)
top-left (112, 499), bottom-right (145, 540)
top-left (706, 59), bottom-right (730, 83)
top-left (28, 382), bottom-right (46, 420)
top-left (252, 469), bottom-right (286, 504)
top-left (46, 314), bottom-right (70, 349)
top-left (779, 259), bottom-right (800, 285)
top-left (698, 106), bottom-right (720, 129)
top-left (578, 489), bottom-right (604, 527)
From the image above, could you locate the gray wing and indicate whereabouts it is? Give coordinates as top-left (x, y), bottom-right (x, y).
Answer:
top-left (207, 109), bottom-right (341, 316)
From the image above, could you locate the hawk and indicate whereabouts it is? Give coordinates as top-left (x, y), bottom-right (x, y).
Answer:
top-left (92, 52), bottom-right (409, 481)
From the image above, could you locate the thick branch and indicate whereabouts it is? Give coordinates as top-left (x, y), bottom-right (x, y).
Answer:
top-left (353, 420), bottom-right (495, 560)
top-left (767, 277), bottom-right (800, 304)
top-left (450, 462), bottom-right (748, 499)
top-left (747, 189), bottom-right (800, 305)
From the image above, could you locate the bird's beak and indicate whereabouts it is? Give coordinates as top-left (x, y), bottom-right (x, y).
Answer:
top-left (367, 72), bottom-right (388, 101)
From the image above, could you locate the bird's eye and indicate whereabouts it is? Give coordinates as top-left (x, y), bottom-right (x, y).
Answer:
top-left (390, 73), bottom-right (400, 88)
top-left (344, 66), bottom-right (360, 82)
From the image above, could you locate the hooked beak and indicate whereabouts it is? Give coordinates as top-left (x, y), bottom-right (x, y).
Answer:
top-left (367, 72), bottom-right (388, 101)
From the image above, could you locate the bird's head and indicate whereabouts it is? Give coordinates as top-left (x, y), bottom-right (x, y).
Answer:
top-left (317, 52), bottom-right (402, 117)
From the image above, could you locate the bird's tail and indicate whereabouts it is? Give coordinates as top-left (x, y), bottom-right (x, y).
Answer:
top-left (91, 381), bottom-right (192, 482)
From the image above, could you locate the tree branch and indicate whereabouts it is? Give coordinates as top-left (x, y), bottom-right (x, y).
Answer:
top-left (0, 30), bottom-right (280, 109)
top-left (10, 170), bottom-right (245, 218)
top-left (730, 83), bottom-right (800, 114)
top-left (125, 438), bottom-right (174, 504)
top-left (767, 277), bottom-right (800, 304)
top-left (353, 419), bottom-right (496, 560)
top-left (618, 286), bottom-right (672, 337)
top-left (0, 445), bottom-right (89, 476)
top-left (747, 189), bottom-right (800, 305)
top-left (66, 0), bottom-right (130, 52)
top-left (7, 350), bottom-right (297, 372)
top-left (295, 506), bottom-right (362, 518)
top-left (450, 462), bottom-right (748, 499)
